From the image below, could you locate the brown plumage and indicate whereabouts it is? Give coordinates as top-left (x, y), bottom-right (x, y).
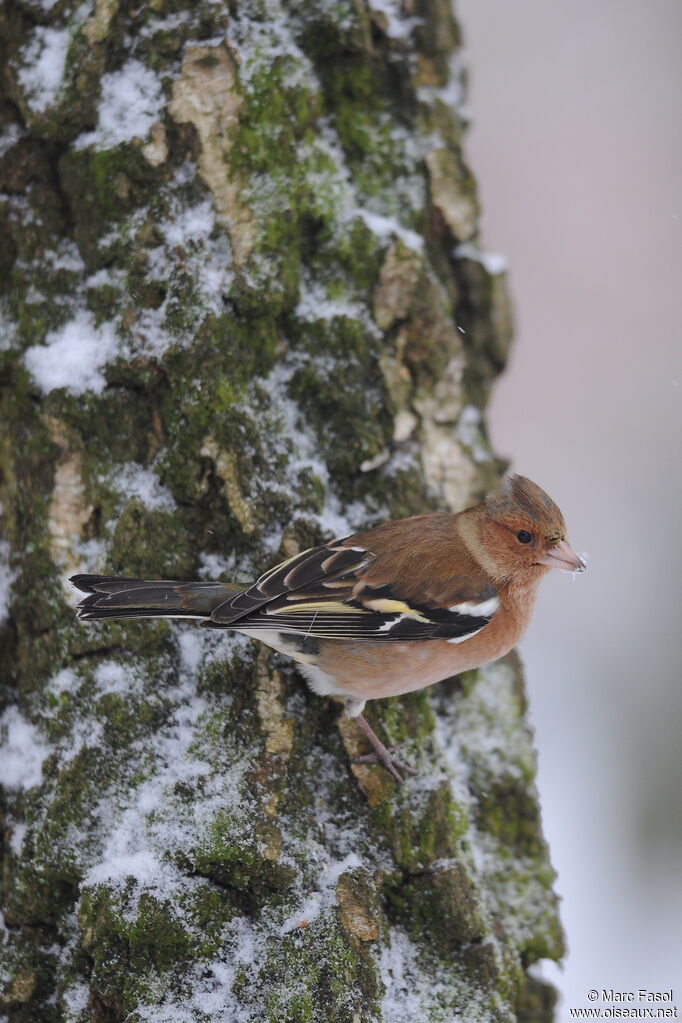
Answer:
top-left (71, 475), bottom-right (585, 782)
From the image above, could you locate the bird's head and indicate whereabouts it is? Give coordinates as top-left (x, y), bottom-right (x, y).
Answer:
top-left (474, 474), bottom-right (586, 583)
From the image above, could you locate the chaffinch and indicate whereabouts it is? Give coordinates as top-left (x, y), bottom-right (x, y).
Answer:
top-left (72, 474), bottom-right (585, 782)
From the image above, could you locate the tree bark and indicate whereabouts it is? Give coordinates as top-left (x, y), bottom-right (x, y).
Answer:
top-left (0, 1), bottom-right (562, 1020)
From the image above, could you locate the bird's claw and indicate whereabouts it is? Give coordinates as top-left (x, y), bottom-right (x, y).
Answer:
top-left (352, 747), bottom-right (417, 783)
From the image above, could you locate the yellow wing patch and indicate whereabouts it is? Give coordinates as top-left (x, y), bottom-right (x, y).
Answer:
top-left (270, 600), bottom-right (368, 616)
top-left (361, 598), bottom-right (430, 622)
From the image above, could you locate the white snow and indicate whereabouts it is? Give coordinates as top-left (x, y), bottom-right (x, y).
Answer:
top-left (85, 266), bottom-right (124, 290)
top-left (61, 981), bottom-right (90, 1021)
top-left (141, 919), bottom-right (259, 1023)
top-left (0, 706), bottom-right (50, 790)
top-left (106, 463), bottom-right (176, 513)
top-left (60, 716), bottom-right (105, 766)
top-left (455, 242), bottom-right (508, 275)
top-left (416, 53), bottom-right (468, 117)
top-left (163, 200), bottom-right (215, 248)
top-left (379, 929), bottom-right (433, 1020)
top-left (367, 0), bottom-right (421, 40)
top-left (85, 834), bottom-right (174, 889)
top-left (24, 310), bottom-right (119, 395)
top-left (51, 241), bottom-right (86, 273)
top-left (228, 8), bottom-right (317, 92)
top-left (378, 926), bottom-right (490, 1022)
top-left (70, 538), bottom-right (107, 585)
top-left (84, 749), bottom-right (220, 891)
top-left (18, 26), bottom-right (70, 112)
top-left (9, 820), bottom-right (27, 857)
top-left (279, 852), bottom-right (361, 933)
top-left (457, 404), bottom-right (492, 463)
top-left (138, 12), bottom-right (189, 39)
top-left (435, 661), bottom-right (533, 782)
top-left (417, 75), bottom-right (466, 112)
top-left (0, 541), bottom-right (14, 624)
top-left (75, 60), bottom-right (165, 150)
top-left (197, 552), bottom-right (241, 581)
top-left (0, 124), bottom-right (26, 157)
top-left (353, 208), bottom-right (424, 253)
top-left (294, 277), bottom-right (379, 333)
top-left (82, 184), bottom-right (233, 365)
top-left (94, 662), bottom-right (131, 696)
top-left (254, 359), bottom-right (370, 540)
top-left (48, 667), bottom-right (79, 696)
top-left (118, 744), bottom-right (382, 1021)
top-left (177, 630), bottom-right (205, 676)
top-left (0, 301), bottom-right (18, 352)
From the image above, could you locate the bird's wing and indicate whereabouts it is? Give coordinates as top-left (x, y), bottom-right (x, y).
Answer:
top-left (209, 536), bottom-right (499, 643)
top-left (208, 540), bottom-right (370, 624)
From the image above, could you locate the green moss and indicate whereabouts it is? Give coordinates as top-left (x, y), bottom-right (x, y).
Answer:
top-left (287, 320), bottom-right (392, 481)
top-left (517, 975), bottom-right (559, 1023)
top-left (256, 918), bottom-right (381, 1023)
top-left (195, 650), bottom-right (258, 705)
top-left (77, 885), bottom-right (195, 1013)
top-left (373, 689), bottom-right (435, 744)
top-left (378, 460), bottom-right (436, 520)
top-left (5, 868), bottom-right (79, 930)
top-left (59, 146), bottom-right (161, 269)
top-left (0, 940), bottom-right (61, 1022)
top-left (373, 782), bottom-right (466, 875)
top-left (475, 780), bottom-right (547, 859)
top-left (383, 861), bottom-right (485, 956)
top-left (336, 220), bottom-right (385, 292)
top-left (106, 500), bottom-right (194, 577)
top-left (52, 390), bottom-right (156, 473)
top-left (176, 311), bottom-right (279, 397)
top-left (188, 806), bottom-right (296, 894)
top-left (128, 892), bottom-right (193, 966)
top-left (519, 912), bottom-right (565, 966)
top-left (97, 691), bottom-right (170, 748)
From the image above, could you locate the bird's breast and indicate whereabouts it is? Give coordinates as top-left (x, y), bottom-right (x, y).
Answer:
top-left (238, 590), bottom-right (533, 704)
top-left (313, 609), bottom-right (526, 701)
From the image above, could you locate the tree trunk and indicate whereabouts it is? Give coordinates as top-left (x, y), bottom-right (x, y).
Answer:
top-left (0, 1), bottom-right (563, 1020)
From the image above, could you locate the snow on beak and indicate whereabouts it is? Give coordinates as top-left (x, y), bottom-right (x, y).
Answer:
top-left (538, 539), bottom-right (587, 573)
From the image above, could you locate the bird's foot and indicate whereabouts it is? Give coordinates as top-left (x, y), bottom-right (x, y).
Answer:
top-left (352, 747), bottom-right (417, 782)
top-left (352, 714), bottom-right (417, 783)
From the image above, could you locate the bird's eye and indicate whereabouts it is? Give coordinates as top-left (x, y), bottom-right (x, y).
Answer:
top-left (517, 530), bottom-right (533, 544)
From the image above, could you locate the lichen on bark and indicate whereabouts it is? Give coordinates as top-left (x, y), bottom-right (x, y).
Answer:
top-left (1, 1), bottom-right (559, 1021)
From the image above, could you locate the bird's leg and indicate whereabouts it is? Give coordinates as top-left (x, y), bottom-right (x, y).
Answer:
top-left (351, 711), bottom-right (417, 783)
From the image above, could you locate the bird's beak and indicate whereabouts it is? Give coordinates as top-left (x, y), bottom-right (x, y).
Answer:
top-left (538, 540), bottom-right (587, 573)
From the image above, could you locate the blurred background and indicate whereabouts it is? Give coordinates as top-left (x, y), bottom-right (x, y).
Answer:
top-left (455, 0), bottom-right (682, 1015)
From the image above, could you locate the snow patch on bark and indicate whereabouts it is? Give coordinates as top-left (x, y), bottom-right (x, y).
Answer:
top-left (0, 707), bottom-right (51, 791)
top-left (75, 61), bottom-right (165, 150)
top-left (24, 311), bottom-right (118, 396)
top-left (18, 26), bottom-right (70, 111)
top-left (0, 541), bottom-right (15, 625)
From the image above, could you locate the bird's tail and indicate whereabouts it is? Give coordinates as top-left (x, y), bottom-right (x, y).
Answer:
top-left (70, 574), bottom-right (247, 622)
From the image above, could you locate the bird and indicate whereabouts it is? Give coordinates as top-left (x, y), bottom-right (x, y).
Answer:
top-left (71, 474), bottom-right (585, 782)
